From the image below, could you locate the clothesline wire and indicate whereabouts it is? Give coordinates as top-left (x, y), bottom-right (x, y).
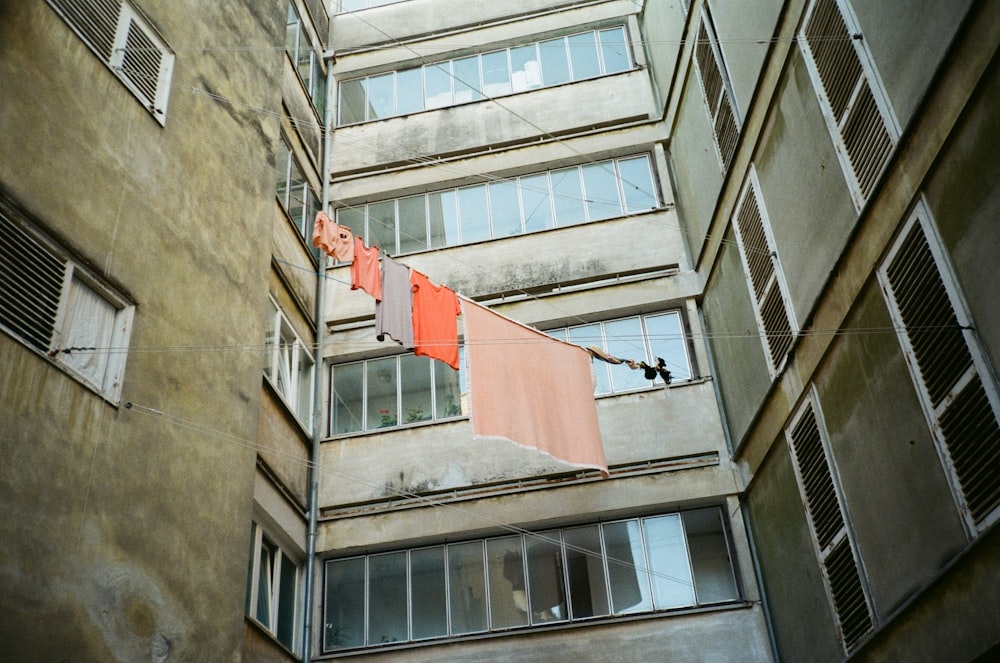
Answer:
top-left (122, 401), bottom-right (733, 598)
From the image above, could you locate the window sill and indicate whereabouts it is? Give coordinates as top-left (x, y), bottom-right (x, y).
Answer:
top-left (326, 414), bottom-right (468, 441)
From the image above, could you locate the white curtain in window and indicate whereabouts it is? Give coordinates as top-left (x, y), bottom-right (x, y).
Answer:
top-left (59, 277), bottom-right (115, 388)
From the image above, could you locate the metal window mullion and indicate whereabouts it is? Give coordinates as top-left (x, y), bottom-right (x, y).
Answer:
top-left (635, 519), bottom-right (655, 611)
top-left (515, 178), bottom-right (527, 235)
top-left (482, 541), bottom-right (494, 631)
top-left (429, 359), bottom-right (437, 422)
top-left (443, 545), bottom-right (453, 636)
top-left (676, 512), bottom-right (698, 607)
top-left (363, 556), bottom-right (371, 646)
top-left (248, 523), bottom-right (263, 618)
top-left (484, 182), bottom-right (495, 240)
top-left (395, 355), bottom-right (403, 425)
top-left (405, 550), bottom-right (413, 642)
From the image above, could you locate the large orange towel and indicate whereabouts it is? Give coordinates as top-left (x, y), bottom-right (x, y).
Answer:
top-left (410, 270), bottom-right (461, 370)
top-left (461, 297), bottom-right (608, 476)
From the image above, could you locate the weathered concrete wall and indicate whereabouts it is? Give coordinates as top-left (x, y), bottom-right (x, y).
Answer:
top-left (709, 0), bottom-right (784, 116)
top-left (0, 0), bottom-right (284, 659)
top-left (636, 0), bottom-right (685, 116)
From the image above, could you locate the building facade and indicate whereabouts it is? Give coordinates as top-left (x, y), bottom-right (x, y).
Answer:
top-left (1, 0), bottom-right (998, 662)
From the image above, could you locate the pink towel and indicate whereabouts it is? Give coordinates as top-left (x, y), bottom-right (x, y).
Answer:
top-left (411, 270), bottom-right (461, 370)
top-left (351, 237), bottom-right (382, 301)
top-left (461, 297), bottom-right (608, 477)
top-left (312, 211), bottom-right (354, 263)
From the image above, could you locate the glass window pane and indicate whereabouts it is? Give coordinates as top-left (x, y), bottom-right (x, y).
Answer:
top-left (489, 180), bottom-right (521, 237)
top-left (427, 190), bottom-right (458, 248)
top-left (567, 323), bottom-right (610, 395)
top-left (448, 541), bottom-right (488, 635)
top-left (366, 72), bottom-right (395, 119)
top-left (256, 539), bottom-right (274, 626)
top-left (482, 49), bottom-right (511, 96)
top-left (453, 55), bottom-right (484, 103)
top-left (434, 360), bottom-right (463, 419)
top-left (618, 156), bottom-right (658, 213)
top-left (526, 531), bottom-right (567, 623)
top-left (539, 37), bottom-right (570, 86)
top-left (277, 555), bottom-right (298, 648)
top-left (396, 67), bottom-right (424, 115)
top-left (603, 520), bottom-right (652, 614)
top-left (366, 357), bottom-right (398, 429)
top-left (582, 162), bottom-right (623, 221)
top-left (457, 185), bottom-right (489, 243)
top-left (684, 508), bottom-right (739, 604)
top-left (275, 139), bottom-right (290, 205)
top-left (296, 347), bottom-right (314, 424)
top-left (568, 32), bottom-right (601, 80)
top-left (424, 62), bottom-right (452, 109)
top-left (643, 514), bottom-right (695, 609)
top-left (325, 558), bottom-right (366, 650)
top-left (367, 200), bottom-right (396, 253)
top-left (331, 362), bottom-right (364, 435)
top-left (487, 537), bottom-right (530, 629)
top-left (599, 27), bottom-right (630, 73)
top-left (400, 354), bottom-right (432, 424)
top-left (644, 312), bottom-right (691, 381)
top-left (368, 552), bottom-right (408, 645)
top-left (604, 318), bottom-right (650, 391)
top-left (520, 174), bottom-right (553, 232)
top-left (411, 547), bottom-right (448, 639)
top-left (564, 526), bottom-right (610, 618)
top-left (510, 44), bottom-right (541, 92)
top-left (551, 167), bottom-right (586, 226)
top-left (398, 195), bottom-right (428, 254)
top-left (336, 206), bottom-right (365, 237)
top-left (339, 78), bottom-right (367, 124)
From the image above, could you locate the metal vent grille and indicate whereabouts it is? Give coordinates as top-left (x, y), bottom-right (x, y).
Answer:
top-left (121, 17), bottom-right (163, 107)
top-left (0, 216), bottom-right (66, 352)
top-left (789, 406), bottom-right (844, 548)
top-left (842, 81), bottom-right (893, 199)
top-left (803, 0), bottom-right (860, 120)
top-left (47, 0), bottom-right (121, 61)
top-left (886, 223), bottom-right (972, 407)
top-left (826, 537), bottom-right (874, 649)
top-left (695, 23), bottom-right (723, 111)
top-left (694, 15), bottom-right (740, 170)
top-left (715, 94), bottom-right (739, 168)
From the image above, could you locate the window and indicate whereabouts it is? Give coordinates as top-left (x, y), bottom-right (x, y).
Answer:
top-left (246, 521), bottom-right (301, 652)
top-left (264, 297), bottom-right (314, 428)
top-left (337, 27), bottom-right (632, 125)
top-left (46, 0), bottom-right (174, 124)
top-left (786, 392), bottom-right (875, 652)
top-left (800, 0), bottom-right (897, 209)
top-left (879, 203), bottom-right (1000, 530)
top-left (338, 0), bottom-right (407, 12)
top-left (548, 311), bottom-right (693, 395)
top-left (276, 134), bottom-right (321, 245)
top-left (286, 2), bottom-right (326, 117)
top-left (692, 5), bottom-right (740, 169)
top-left (0, 204), bottom-right (134, 402)
top-left (335, 155), bottom-right (659, 254)
top-left (323, 507), bottom-right (740, 652)
top-left (329, 350), bottom-right (464, 435)
top-left (731, 169), bottom-right (796, 375)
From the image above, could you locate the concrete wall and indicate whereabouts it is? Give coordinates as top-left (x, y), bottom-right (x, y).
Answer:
top-left (0, 1), bottom-right (283, 659)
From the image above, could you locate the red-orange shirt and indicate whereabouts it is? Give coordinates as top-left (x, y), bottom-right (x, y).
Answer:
top-left (410, 270), bottom-right (461, 370)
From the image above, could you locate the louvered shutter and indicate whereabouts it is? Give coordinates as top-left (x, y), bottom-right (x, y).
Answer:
top-left (883, 218), bottom-right (1000, 525)
top-left (0, 216), bottom-right (66, 352)
top-left (694, 13), bottom-right (740, 169)
top-left (788, 402), bottom-right (875, 652)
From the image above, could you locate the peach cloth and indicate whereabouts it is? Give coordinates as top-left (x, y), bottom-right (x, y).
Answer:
top-left (410, 270), bottom-right (461, 370)
top-left (461, 297), bottom-right (608, 476)
top-left (350, 238), bottom-right (382, 301)
top-left (311, 211), bottom-right (354, 262)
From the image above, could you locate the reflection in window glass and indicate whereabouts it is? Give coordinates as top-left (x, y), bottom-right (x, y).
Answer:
top-left (619, 155), bottom-right (658, 212)
top-left (564, 526), bottom-right (610, 619)
top-left (367, 201), bottom-right (396, 253)
top-left (520, 173), bottom-right (553, 232)
top-left (339, 79), bottom-right (366, 125)
top-left (604, 317), bottom-right (649, 391)
top-left (395, 67), bottom-right (424, 115)
top-left (400, 354), bottom-right (432, 424)
top-left (510, 44), bottom-right (540, 92)
top-left (366, 72), bottom-right (394, 119)
top-left (600, 27), bottom-right (631, 73)
top-left (603, 520), bottom-right (652, 614)
top-left (567, 324), bottom-right (610, 394)
top-left (488, 537), bottom-right (530, 629)
top-left (458, 185), bottom-right (489, 243)
top-left (448, 542), bottom-right (488, 634)
top-left (684, 509), bottom-right (739, 604)
top-left (568, 32), bottom-right (601, 79)
top-left (366, 357), bottom-right (397, 429)
top-left (482, 49), bottom-right (512, 97)
top-left (644, 515), bottom-right (695, 609)
top-left (398, 195), bottom-right (427, 254)
top-left (331, 362), bottom-right (364, 434)
top-left (325, 557), bottom-right (365, 649)
top-left (644, 312), bottom-right (692, 381)
top-left (434, 360), bottom-right (463, 419)
top-left (582, 162), bottom-right (623, 221)
top-left (369, 552), bottom-right (408, 645)
top-left (425, 62), bottom-right (452, 109)
top-left (336, 206), bottom-right (365, 238)
top-left (453, 55), bottom-right (483, 103)
top-left (411, 547), bottom-right (448, 639)
top-left (489, 180), bottom-right (521, 237)
top-left (427, 190), bottom-right (458, 249)
top-left (527, 531), bottom-right (567, 623)
top-left (539, 37), bottom-right (570, 86)
top-left (552, 167), bottom-right (586, 226)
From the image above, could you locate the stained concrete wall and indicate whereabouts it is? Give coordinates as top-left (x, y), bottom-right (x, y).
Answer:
top-left (0, 1), bottom-right (284, 659)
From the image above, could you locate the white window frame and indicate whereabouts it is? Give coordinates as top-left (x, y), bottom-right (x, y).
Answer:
top-left (246, 520), bottom-right (302, 653)
top-left (692, 4), bottom-right (741, 170)
top-left (877, 199), bottom-right (1000, 532)
top-left (730, 167), bottom-right (797, 376)
top-left (46, 0), bottom-right (175, 124)
top-left (264, 297), bottom-right (314, 428)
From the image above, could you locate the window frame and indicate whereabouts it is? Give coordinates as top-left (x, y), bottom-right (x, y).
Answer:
top-left (276, 133), bottom-right (321, 247)
top-left (264, 297), bottom-right (315, 429)
top-left (246, 520), bottom-right (303, 653)
top-left (286, 1), bottom-right (327, 116)
top-left (691, 4), bottom-right (741, 170)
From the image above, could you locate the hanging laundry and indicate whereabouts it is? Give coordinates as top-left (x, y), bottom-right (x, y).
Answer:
top-left (375, 256), bottom-right (414, 348)
top-left (311, 211), bottom-right (354, 263)
top-left (586, 346), bottom-right (624, 365)
top-left (461, 297), bottom-right (608, 477)
top-left (410, 270), bottom-right (461, 370)
top-left (351, 237), bottom-right (382, 301)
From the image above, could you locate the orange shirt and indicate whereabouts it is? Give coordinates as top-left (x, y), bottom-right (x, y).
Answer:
top-left (410, 270), bottom-right (461, 370)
